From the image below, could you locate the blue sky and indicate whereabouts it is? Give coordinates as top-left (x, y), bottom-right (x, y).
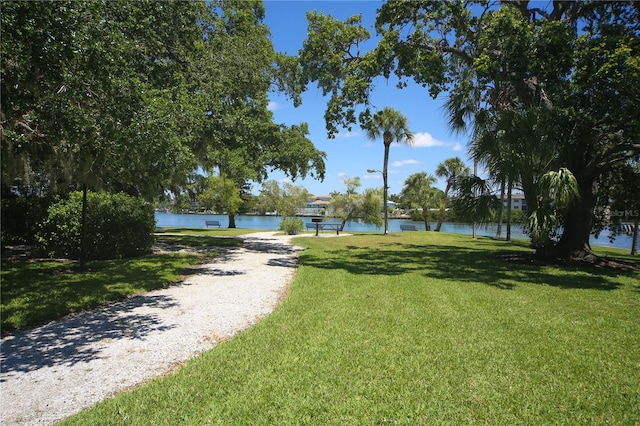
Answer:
top-left (261, 0), bottom-right (472, 196)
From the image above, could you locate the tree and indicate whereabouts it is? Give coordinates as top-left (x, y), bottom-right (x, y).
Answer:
top-left (434, 157), bottom-right (470, 232)
top-left (198, 175), bottom-right (243, 216)
top-left (298, 1), bottom-right (640, 260)
top-left (450, 175), bottom-right (501, 232)
top-left (330, 177), bottom-right (383, 230)
top-left (191, 2), bottom-right (326, 224)
top-left (400, 172), bottom-right (440, 231)
top-left (1, 0), bottom-right (206, 198)
top-left (362, 107), bottom-right (413, 235)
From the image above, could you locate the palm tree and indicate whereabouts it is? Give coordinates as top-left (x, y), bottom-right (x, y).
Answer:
top-left (363, 107), bottom-right (414, 234)
top-left (401, 172), bottom-right (439, 231)
top-left (434, 157), bottom-right (470, 231)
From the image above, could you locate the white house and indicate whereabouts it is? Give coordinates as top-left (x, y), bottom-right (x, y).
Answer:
top-left (502, 193), bottom-right (527, 212)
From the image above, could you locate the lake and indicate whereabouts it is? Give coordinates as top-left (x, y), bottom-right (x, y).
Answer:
top-left (155, 212), bottom-right (636, 252)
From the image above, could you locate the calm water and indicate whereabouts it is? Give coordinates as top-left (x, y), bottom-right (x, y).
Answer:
top-left (155, 212), bottom-right (635, 251)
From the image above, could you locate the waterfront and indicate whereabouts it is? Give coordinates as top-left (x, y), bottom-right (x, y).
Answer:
top-left (155, 212), bottom-right (635, 251)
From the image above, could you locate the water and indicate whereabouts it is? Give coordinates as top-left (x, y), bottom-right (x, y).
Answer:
top-left (155, 212), bottom-right (636, 251)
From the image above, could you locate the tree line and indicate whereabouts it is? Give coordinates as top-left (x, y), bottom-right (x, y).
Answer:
top-left (1, 0), bottom-right (325, 252)
top-left (3, 1), bottom-right (638, 259)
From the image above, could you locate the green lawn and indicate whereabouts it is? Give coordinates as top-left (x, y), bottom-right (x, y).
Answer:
top-left (60, 232), bottom-right (640, 425)
top-left (1, 232), bottom-right (244, 332)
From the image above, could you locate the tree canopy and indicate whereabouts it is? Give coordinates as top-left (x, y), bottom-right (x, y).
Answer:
top-left (296, 0), bottom-right (640, 259)
top-left (1, 0), bottom-right (325, 203)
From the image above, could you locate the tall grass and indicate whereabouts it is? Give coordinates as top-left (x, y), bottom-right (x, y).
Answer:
top-left (57, 233), bottom-right (640, 424)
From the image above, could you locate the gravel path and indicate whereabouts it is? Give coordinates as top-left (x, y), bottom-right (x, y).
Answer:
top-left (0, 232), bottom-right (305, 425)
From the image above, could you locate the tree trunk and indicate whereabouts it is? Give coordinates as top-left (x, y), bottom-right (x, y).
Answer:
top-left (506, 180), bottom-right (512, 242)
top-left (423, 208), bottom-right (431, 231)
top-left (550, 178), bottom-right (597, 260)
top-left (496, 178), bottom-right (505, 239)
top-left (228, 214), bottom-right (236, 228)
top-left (631, 219), bottom-right (638, 256)
top-left (383, 142), bottom-right (390, 235)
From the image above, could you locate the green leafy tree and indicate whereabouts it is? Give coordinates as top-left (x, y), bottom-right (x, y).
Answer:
top-left (256, 180), bottom-right (309, 219)
top-left (362, 107), bottom-right (413, 235)
top-left (1, 0), bottom-right (206, 198)
top-left (298, 1), bottom-right (640, 260)
top-left (330, 177), bottom-right (383, 230)
top-left (191, 2), bottom-right (326, 224)
top-left (400, 172), bottom-right (440, 231)
top-left (198, 175), bottom-right (243, 216)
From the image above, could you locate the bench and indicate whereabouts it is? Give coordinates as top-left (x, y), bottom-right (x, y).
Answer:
top-left (306, 222), bottom-right (345, 235)
top-left (205, 220), bottom-right (221, 228)
top-left (320, 223), bottom-right (345, 235)
top-left (400, 224), bottom-right (418, 232)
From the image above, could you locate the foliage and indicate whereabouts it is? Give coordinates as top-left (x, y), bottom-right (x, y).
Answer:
top-left (400, 172), bottom-right (440, 231)
top-left (330, 177), bottom-right (383, 229)
top-left (256, 180), bottom-right (309, 219)
top-left (362, 107), bottom-right (413, 234)
top-left (297, 1), bottom-right (640, 259)
top-left (198, 175), bottom-right (243, 215)
top-left (36, 191), bottom-right (155, 260)
top-left (1, 195), bottom-right (55, 245)
top-left (279, 217), bottom-right (304, 235)
top-left (434, 157), bottom-right (471, 231)
top-left (1, 0), bottom-right (326, 209)
top-left (451, 175), bottom-right (501, 225)
top-left (1, 0), bottom-right (206, 198)
top-left (62, 233), bottom-right (639, 425)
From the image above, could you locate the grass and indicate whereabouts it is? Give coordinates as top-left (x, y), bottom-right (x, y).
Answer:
top-left (1, 233), bottom-right (243, 333)
top-left (59, 232), bottom-right (640, 425)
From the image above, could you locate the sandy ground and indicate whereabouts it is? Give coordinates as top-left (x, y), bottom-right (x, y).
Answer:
top-left (0, 231), bottom-right (316, 425)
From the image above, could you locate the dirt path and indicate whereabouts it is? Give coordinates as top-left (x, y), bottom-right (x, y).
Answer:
top-left (0, 232), bottom-right (303, 425)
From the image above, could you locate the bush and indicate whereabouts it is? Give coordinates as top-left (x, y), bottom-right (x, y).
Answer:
top-left (279, 217), bottom-right (303, 235)
top-left (1, 195), bottom-right (54, 246)
top-left (36, 191), bottom-right (155, 260)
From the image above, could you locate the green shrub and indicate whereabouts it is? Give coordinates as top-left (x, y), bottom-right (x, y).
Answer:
top-left (279, 217), bottom-right (303, 235)
top-left (1, 195), bottom-right (55, 245)
top-left (36, 191), bottom-right (155, 260)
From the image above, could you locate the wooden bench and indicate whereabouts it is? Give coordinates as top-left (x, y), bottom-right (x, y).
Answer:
top-left (205, 220), bottom-right (221, 228)
top-left (400, 224), bottom-right (418, 232)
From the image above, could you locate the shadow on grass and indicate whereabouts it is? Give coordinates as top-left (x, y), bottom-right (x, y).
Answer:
top-left (301, 237), bottom-right (635, 291)
top-left (0, 293), bottom-right (178, 375)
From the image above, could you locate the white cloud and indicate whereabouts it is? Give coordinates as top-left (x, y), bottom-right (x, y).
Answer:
top-left (412, 132), bottom-right (463, 152)
top-left (391, 159), bottom-right (421, 167)
top-left (267, 101), bottom-right (281, 111)
top-left (412, 132), bottom-right (448, 147)
top-left (337, 172), bottom-right (349, 177)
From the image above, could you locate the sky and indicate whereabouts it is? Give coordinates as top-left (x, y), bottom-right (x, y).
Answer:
top-left (261, 0), bottom-right (472, 196)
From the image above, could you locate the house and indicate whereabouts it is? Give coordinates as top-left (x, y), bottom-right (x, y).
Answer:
top-left (302, 195), bottom-right (332, 216)
top-left (502, 193), bottom-right (527, 212)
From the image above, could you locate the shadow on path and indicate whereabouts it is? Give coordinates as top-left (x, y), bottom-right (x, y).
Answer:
top-left (1, 293), bottom-right (177, 376)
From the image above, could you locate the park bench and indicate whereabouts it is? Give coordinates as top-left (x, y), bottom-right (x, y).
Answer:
top-left (306, 222), bottom-right (345, 235)
top-left (320, 223), bottom-right (345, 235)
top-left (400, 224), bottom-right (418, 232)
top-left (205, 220), bottom-right (221, 228)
